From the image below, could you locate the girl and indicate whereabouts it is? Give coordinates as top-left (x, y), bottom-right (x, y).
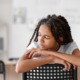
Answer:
top-left (15, 14), bottom-right (80, 73)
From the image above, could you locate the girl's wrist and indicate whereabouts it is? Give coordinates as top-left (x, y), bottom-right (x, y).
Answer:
top-left (53, 57), bottom-right (62, 63)
top-left (47, 56), bottom-right (54, 62)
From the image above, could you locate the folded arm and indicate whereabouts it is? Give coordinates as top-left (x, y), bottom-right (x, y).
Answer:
top-left (48, 49), bottom-right (80, 66)
top-left (15, 50), bottom-right (53, 73)
top-left (15, 49), bottom-right (71, 73)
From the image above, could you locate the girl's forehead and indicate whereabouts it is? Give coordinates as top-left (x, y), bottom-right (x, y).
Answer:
top-left (39, 25), bottom-right (53, 36)
top-left (39, 25), bottom-right (50, 31)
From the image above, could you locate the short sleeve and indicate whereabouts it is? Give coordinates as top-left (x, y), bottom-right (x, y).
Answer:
top-left (27, 41), bottom-right (38, 50)
top-left (64, 41), bottom-right (78, 54)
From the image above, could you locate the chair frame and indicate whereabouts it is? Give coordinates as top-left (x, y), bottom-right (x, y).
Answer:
top-left (0, 60), bottom-right (6, 80)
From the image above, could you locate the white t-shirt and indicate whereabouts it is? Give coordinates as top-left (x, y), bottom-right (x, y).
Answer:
top-left (27, 41), bottom-right (78, 54)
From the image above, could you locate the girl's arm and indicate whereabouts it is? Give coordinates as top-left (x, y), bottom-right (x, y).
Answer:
top-left (15, 50), bottom-right (71, 73)
top-left (28, 48), bottom-right (80, 66)
top-left (15, 50), bottom-right (53, 73)
top-left (48, 49), bottom-right (80, 66)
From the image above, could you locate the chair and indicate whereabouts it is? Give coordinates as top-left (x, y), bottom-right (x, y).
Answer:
top-left (0, 60), bottom-right (6, 80)
top-left (22, 63), bottom-right (77, 80)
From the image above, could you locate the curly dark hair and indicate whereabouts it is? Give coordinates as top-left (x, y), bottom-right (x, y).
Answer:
top-left (28, 14), bottom-right (73, 46)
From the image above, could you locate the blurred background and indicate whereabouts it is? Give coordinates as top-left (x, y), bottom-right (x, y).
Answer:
top-left (0, 0), bottom-right (80, 80)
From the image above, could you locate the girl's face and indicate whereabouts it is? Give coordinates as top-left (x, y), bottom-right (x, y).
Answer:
top-left (38, 24), bottom-right (59, 51)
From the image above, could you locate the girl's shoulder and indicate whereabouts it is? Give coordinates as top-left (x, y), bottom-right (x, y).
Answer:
top-left (27, 41), bottom-right (39, 49)
top-left (58, 41), bottom-right (78, 54)
top-left (64, 41), bottom-right (78, 49)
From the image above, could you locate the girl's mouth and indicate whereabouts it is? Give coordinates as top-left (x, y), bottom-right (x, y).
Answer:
top-left (39, 44), bottom-right (45, 49)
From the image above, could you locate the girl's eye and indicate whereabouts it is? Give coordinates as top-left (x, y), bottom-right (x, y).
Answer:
top-left (38, 32), bottom-right (50, 39)
top-left (44, 36), bottom-right (50, 39)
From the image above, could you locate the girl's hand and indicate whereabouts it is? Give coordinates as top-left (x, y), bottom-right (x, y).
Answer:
top-left (28, 48), bottom-right (49, 58)
top-left (63, 61), bottom-right (71, 71)
top-left (53, 57), bottom-right (71, 71)
top-left (61, 61), bottom-right (76, 71)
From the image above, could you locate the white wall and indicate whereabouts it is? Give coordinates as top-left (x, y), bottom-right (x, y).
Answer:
top-left (0, 0), bottom-right (12, 59)
top-left (0, 0), bottom-right (80, 59)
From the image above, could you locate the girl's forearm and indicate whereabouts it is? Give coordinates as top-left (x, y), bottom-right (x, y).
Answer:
top-left (15, 56), bottom-right (53, 73)
top-left (49, 51), bottom-right (80, 66)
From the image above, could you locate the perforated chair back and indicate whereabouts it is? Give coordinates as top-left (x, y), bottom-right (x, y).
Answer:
top-left (22, 63), bottom-right (77, 80)
top-left (0, 60), bottom-right (5, 80)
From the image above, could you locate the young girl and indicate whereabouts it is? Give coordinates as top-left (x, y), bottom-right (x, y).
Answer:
top-left (15, 14), bottom-right (80, 73)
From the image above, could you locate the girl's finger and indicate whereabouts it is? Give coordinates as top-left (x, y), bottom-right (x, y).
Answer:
top-left (63, 63), bottom-right (68, 71)
top-left (28, 50), bottom-right (36, 58)
top-left (67, 62), bottom-right (71, 70)
top-left (73, 64), bottom-right (76, 70)
top-left (24, 50), bottom-right (31, 56)
top-left (32, 52), bottom-right (38, 58)
top-left (28, 51), bottom-right (33, 58)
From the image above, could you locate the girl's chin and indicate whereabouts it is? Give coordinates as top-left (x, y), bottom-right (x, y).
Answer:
top-left (40, 47), bottom-right (46, 49)
top-left (39, 47), bottom-right (48, 50)
top-left (39, 47), bottom-right (46, 49)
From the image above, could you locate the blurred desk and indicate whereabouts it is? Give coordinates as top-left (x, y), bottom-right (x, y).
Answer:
top-left (4, 60), bottom-right (17, 66)
top-left (2, 60), bottom-right (22, 80)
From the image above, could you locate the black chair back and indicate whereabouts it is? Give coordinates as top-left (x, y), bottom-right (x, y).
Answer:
top-left (22, 63), bottom-right (77, 80)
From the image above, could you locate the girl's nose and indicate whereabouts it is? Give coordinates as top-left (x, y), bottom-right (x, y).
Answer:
top-left (38, 37), bottom-right (44, 43)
